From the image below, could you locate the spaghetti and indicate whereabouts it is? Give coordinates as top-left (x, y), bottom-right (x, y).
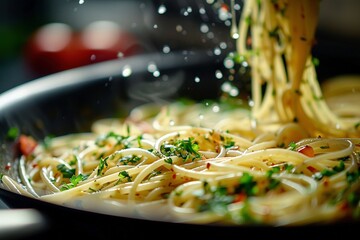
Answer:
top-left (1, 0), bottom-right (360, 226)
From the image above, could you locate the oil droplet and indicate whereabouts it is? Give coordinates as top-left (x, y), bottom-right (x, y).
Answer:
top-left (230, 0), bottom-right (239, 39)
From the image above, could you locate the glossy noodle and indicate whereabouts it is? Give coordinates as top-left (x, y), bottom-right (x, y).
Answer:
top-left (1, 0), bottom-right (360, 226)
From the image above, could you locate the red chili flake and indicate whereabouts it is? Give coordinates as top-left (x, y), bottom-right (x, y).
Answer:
top-left (5, 162), bottom-right (11, 171)
top-left (307, 166), bottom-right (317, 173)
top-left (206, 162), bottom-right (211, 169)
top-left (220, 3), bottom-right (229, 12)
top-left (338, 201), bottom-right (349, 211)
top-left (32, 163), bottom-right (38, 168)
top-left (172, 174), bottom-right (176, 179)
top-left (215, 145), bottom-right (220, 153)
top-left (298, 145), bottom-right (314, 157)
top-left (247, 36), bottom-right (252, 46)
top-left (322, 177), bottom-right (329, 187)
top-left (18, 134), bottom-right (38, 156)
top-left (233, 193), bottom-right (247, 203)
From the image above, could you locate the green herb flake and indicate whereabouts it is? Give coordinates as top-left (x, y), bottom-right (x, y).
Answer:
top-left (6, 127), bottom-right (19, 140)
top-left (118, 170), bottom-right (132, 182)
top-left (160, 137), bottom-right (201, 162)
top-left (60, 174), bottom-right (87, 191)
top-left (97, 157), bottom-right (109, 176)
top-left (288, 142), bottom-right (297, 151)
top-left (164, 158), bottom-right (173, 164)
top-left (57, 164), bottom-right (76, 179)
top-left (312, 57), bottom-right (320, 67)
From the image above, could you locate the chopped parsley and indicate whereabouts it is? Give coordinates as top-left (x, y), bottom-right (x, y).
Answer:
top-left (97, 157), bottom-right (109, 176)
top-left (313, 160), bottom-right (345, 180)
top-left (57, 164), bottom-right (76, 179)
top-left (60, 174), bottom-right (87, 191)
top-left (160, 137), bottom-right (201, 162)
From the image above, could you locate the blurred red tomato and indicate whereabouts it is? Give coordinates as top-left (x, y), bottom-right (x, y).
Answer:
top-left (25, 21), bottom-right (142, 77)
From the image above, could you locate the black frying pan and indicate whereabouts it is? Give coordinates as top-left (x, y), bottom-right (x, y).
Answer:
top-left (0, 50), bottom-right (358, 239)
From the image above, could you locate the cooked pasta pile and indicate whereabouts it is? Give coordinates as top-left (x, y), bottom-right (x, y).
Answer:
top-left (1, 0), bottom-right (360, 226)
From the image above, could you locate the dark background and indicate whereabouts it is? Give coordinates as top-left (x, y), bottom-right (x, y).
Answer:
top-left (0, 0), bottom-right (360, 94)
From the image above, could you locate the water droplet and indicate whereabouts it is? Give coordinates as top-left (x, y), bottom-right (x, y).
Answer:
top-left (218, 8), bottom-right (231, 21)
top-left (158, 4), bottom-right (167, 14)
top-left (176, 25), bottom-right (183, 32)
top-left (117, 52), bottom-right (124, 58)
top-left (221, 82), bottom-right (232, 92)
top-left (90, 54), bottom-right (96, 61)
top-left (215, 70), bottom-right (223, 79)
top-left (229, 88), bottom-right (239, 97)
top-left (199, 7), bottom-right (206, 15)
top-left (79, 0), bottom-right (85, 4)
top-left (162, 45), bottom-right (171, 53)
top-left (224, 58), bottom-right (234, 69)
top-left (248, 100), bottom-right (255, 107)
top-left (207, 32), bottom-right (214, 39)
top-left (200, 24), bottom-right (209, 33)
top-left (214, 47), bottom-right (221, 55)
top-left (194, 76), bottom-right (200, 83)
top-left (231, 31), bottom-right (239, 39)
top-left (219, 42), bottom-right (227, 49)
top-left (122, 65), bottom-right (132, 77)
top-left (153, 70), bottom-right (160, 77)
top-left (212, 105), bottom-right (220, 113)
top-left (147, 62), bottom-right (158, 73)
